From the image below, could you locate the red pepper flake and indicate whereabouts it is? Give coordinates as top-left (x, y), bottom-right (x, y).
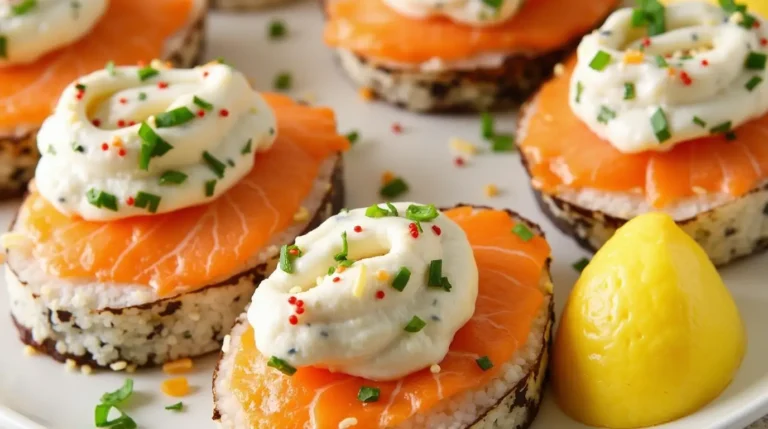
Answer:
top-left (117, 119), bottom-right (126, 127)
top-left (197, 110), bottom-right (205, 118)
top-left (92, 119), bottom-right (101, 127)
top-left (762, 38), bottom-right (768, 47)
top-left (118, 149), bottom-right (127, 157)
top-left (295, 307), bottom-right (305, 315)
top-left (391, 123), bottom-right (403, 134)
top-left (642, 37), bottom-right (651, 47)
top-left (296, 300), bottom-right (304, 308)
top-left (126, 196), bottom-right (135, 206)
top-left (680, 71), bottom-right (693, 86)
top-left (353, 225), bottom-right (363, 233)
top-left (375, 290), bottom-right (385, 300)
top-left (432, 225), bottom-right (442, 236)
top-left (157, 81), bottom-right (169, 89)
top-left (101, 143), bottom-right (109, 151)
top-left (75, 93), bottom-right (83, 100)
top-left (288, 315), bottom-right (298, 325)
top-left (288, 296), bottom-right (297, 305)
top-left (219, 109), bottom-right (230, 118)
top-left (454, 157), bottom-right (465, 167)
top-left (754, 20), bottom-right (761, 28)
top-left (128, 121), bottom-right (136, 126)
top-left (701, 59), bottom-right (709, 66)
top-left (408, 223), bottom-right (419, 239)
top-left (203, 71), bottom-right (209, 78)
top-left (119, 98), bottom-right (127, 104)
top-left (288, 248), bottom-right (299, 256)
top-left (333, 277), bottom-right (341, 283)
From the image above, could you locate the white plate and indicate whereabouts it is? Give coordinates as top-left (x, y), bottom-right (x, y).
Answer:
top-left (1, 2), bottom-right (768, 428)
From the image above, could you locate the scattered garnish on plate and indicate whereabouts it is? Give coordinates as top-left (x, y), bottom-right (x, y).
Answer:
top-left (380, 176), bottom-right (409, 198)
top-left (268, 19), bottom-right (287, 40)
top-left (274, 72), bottom-right (292, 91)
top-left (345, 130), bottom-right (360, 144)
top-left (572, 257), bottom-right (590, 272)
top-left (95, 378), bottom-right (137, 428)
top-left (161, 377), bottom-right (191, 397)
top-left (165, 402), bottom-right (184, 412)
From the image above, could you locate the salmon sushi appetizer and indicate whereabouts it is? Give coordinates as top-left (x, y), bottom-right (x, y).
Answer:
top-left (0, 0), bottom-right (206, 199)
top-left (213, 203), bottom-right (554, 429)
top-left (322, 0), bottom-right (618, 112)
top-left (211, 0), bottom-right (299, 10)
top-left (4, 60), bottom-right (350, 369)
top-left (518, 0), bottom-right (768, 265)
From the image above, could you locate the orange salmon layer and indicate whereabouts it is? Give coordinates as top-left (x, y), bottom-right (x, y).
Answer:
top-left (520, 59), bottom-right (768, 208)
top-left (323, 0), bottom-right (617, 64)
top-left (0, 0), bottom-right (194, 131)
top-left (227, 207), bottom-right (549, 428)
top-left (16, 94), bottom-right (350, 297)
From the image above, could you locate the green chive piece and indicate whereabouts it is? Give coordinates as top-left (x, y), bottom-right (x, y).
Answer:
top-left (155, 107), bottom-right (195, 128)
top-left (365, 204), bottom-right (390, 218)
top-left (279, 245), bottom-right (301, 274)
top-left (205, 179), bottom-right (217, 197)
top-left (105, 61), bottom-right (116, 76)
top-left (405, 204), bottom-right (438, 222)
top-left (202, 151), bottom-right (226, 178)
top-left (710, 121), bottom-right (732, 135)
top-left (632, 0), bottom-right (666, 36)
top-left (327, 266), bottom-right (336, 276)
top-left (345, 130), bottom-right (360, 144)
top-left (137, 66), bottom-right (159, 81)
top-left (134, 192), bottom-right (161, 213)
top-left (165, 402), bottom-right (183, 411)
top-left (0, 36), bottom-right (6, 59)
top-left (267, 356), bottom-right (297, 375)
top-left (334, 231), bottom-right (348, 261)
top-left (357, 386), bottom-right (380, 403)
top-left (746, 76), bottom-right (763, 91)
top-left (268, 20), bottom-right (287, 39)
top-left (428, 260), bottom-right (443, 287)
top-left (650, 107), bottom-right (671, 143)
top-left (385, 202), bottom-right (399, 216)
top-left (654, 55), bottom-right (668, 68)
top-left (404, 316), bottom-right (426, 333)
top-left (159, 170), bottom-right (188, 185)
top-left (71, 142), bottom-right (85, 153)
top-left (575, 81), bottom-right (584, 104)
top-left (440, 276), bottom-right (453, 292)
top-left (11, 0), bottom-right (37, 16)
top-left (745, 52), bottom-right (767, 70)
top-left (94, 405), bottom-right (136, 429)
top-left (415, 221), bottom-right (423, 233)
top-left (138, 123), bottom-right (173, 170)
top-left (481, 112), bottom-right (494, 140)
top-left (193, 95), bottom-right (213, 111)
top-left (693, 116), bottom-right (707, 128)
top-left (86, 189), bottom-right (118, 212)
top-left (491, 134), bottom-right (514, 152)
top-left (138, 92), bottom-right (147, 101)
top-left (512, 223), bottom-right (534, 242)
top-left (274, 72), bottom-right (292, 91)
top-left (573, 257), bottom-right (590, 272)
top-left (339, 259), bottom-right (355, 268)
top-left (380, 177), bottom-right (409, 198)
top-left (588, 50), bottom-right (612, 71)
top-left (476, 356), bottom-right (494, 371)
top-left (241, 139), bottom-right (253, 155)
top-left (720, 0), bottom-right (757, 29)
top-left (481, 0), bottom-right (503, 9)
top-left (624, 82), bottom-right (636, 100)
top-left (391, 267), bottom-right (411, 292)
top-left (597, 106), bottom-right (617, 124)
top-left (101, 379), bottom-right (134, 405)
top-left (75, 83), bottom-right (86, 92)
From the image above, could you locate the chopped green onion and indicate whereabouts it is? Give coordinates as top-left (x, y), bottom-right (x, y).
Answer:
top-left (205, 180), bottom-right (217, 197)
top-left (588, 50), bottom-right (612, 71)
top-left (725, 131), bottom-right (737, 141)
top-left (268, 20), bottom-right (287, 39)
top-left (575, 81), bottom-right (584, 103)
top-left (334, 231), bottom-right (348, 261)
top-left (138, 92), bottom-right (147, 101)
top-left (440, 277), bottom-right (453, 292)
top-left (632, 0), bottom-right (666, 36)
top-left (274, 72), bottom-right (292, 91)
top-left (327, 266), bottom-right (336, 276)
top-left (475, 356), bottom-right (494, 371)
top-left (241, 139), bottom-right (253, 155)
top-left (405, 204), bottom-right (438, 222)
top-left (226, 158), bottom-right (235, 167)
top-left (491, 134), bottom-right (514, 152)
top-left (75, 83), bottom-right (86, 92)
top-left (654, 55), bottom-right (668, 68)
top-left (745, 52), bottom-right (767, 70)
top-left (357, 386), bottom-right (381, 403)
top-left (94, 406), bottom-right (136, 429)
top-left (481, 112), bottom-right (494, 140)
top-left (0, 37), bottom-right (6, 59)
top-left (155, 107), bottom-right (195, 128)
top-left (746, 76), bottom-right (763, 91)
top-left (623, 82), bottom-right (636, 100)
top-left (481, 0), bottom-right (503, 9)
top-left (267, 356), bottom-right (297, 375)
top-left (11, 0), bottom-right (37, 16)
top-left (693, 116), bottom-right (707, 128)
top-left (385, 202), bottom-right (399, 216)
top-left (415, 221), bottom-right (423, 233)
top-left (380, 177), bottom-right (409, 198)
top-left (428, 260), bottom-right (443, 287)
top-left (720, 0), bottom-right (757, 29)
top-left (597, 106), bottom-right (617, 124)
top-left (202, 151), bottom-right (226, 178)
top-left (572, 257), bottom-right (590, 272)
top-left (101, 379), bottom-right (134, 405)
top-left (87, 189), bottom-right (118, 211)
top-left (650, 107), bottom-right (671, 143)
top-left (159, 170), bottom-right (188, 185)
top-left (404, 316), bottom-right (426, 333)
top-left (72, 142), bottom-right (85, 153)
top-left (105, 61), bottom-right (116, 76)
top-left (165, 402), bottom-right (183, 411)
top-left (193, 95), bottom-right (213, 111)
top-left (137, 66), bottom-right (159, 81)
top-left (345, 130), bottom-right (359, 144)
top-left (365, 204), bottom-right (390, 218)
top-left (391, 267), bottom-right (411, 292)
top-left (710, 121), bottom-right (732, 135)
top-left (134, 192), bottom-right (161, 213)
top-left (512, 223), bottom-right (534, 242)
top-left (138, 122), bottom-right (173, 170)
top-left (339, 259), bottom-right (355, 268)
top-left (279, 245), bottom-right (301, 274)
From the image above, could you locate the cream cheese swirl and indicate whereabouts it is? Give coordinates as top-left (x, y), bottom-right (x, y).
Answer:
top-left (35, 61), bottom-right (276, 220)
top-left (248, 203), bottom-right (479, 381)
top-left (570, 2), bottom-right (768, 153)
top-left (382, 0), bottom-right (523, 26)
top-left (0, 0), bottom-right (108, 67)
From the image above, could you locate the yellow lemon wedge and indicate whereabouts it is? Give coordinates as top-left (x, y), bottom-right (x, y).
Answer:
top-left (552, 213), bottom-right (746, 428)
top-left (661, 0), bottom-right (768, 18)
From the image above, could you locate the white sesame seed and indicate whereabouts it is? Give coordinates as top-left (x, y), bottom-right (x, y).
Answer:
top-left (553, 63), bottom-right (565, 76)
top-left (110, 361), bottom-right (128, 371)
top-left (65, 359), bottom-right (77, 371)
top-left (222, 335), bottom-right (231, 354)
top-left (290, 286), bottom-right (304, 294)
top-left (338, 417), bottom-right (358, 429)
top-left (81, 365), bottom-right (93, 375)
top-left (23, 345), bottom-right (38, 356)
top-left (430, 364), bottom-right (441, 374)
top-left (293, 206), bottom-right (310, 222)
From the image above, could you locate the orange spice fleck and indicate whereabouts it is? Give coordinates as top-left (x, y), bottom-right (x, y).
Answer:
top-left (162, 358), bottom-right (194, 375)
top-left (358, 87), bottom-right (375, 102)
top-left (381, 171), bottom-right (395, 185)
top-left (161, 377), bottom-right (190, 397)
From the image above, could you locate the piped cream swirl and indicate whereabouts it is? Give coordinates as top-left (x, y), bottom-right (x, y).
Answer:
top-left (35, 61), bottom-right (276, 220)
top-left (570, 2), bottom-right (768, 153)
top-left (382, 0), bottom-right (523, 26)
top-left (0, 0), bottom-right (108, 67)
top-left (248, 203), bottom-right (479, 381)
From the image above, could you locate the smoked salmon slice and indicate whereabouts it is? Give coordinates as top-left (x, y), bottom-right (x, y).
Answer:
top-left (519, 59), bottom-right (768, 208)
top-left (221, 206), bottom-right (550, 428)
top-left (323, 0), bottom-right (618, 64)
top-left (0, 0), bottom-right (197, 131)
top-left (15, 94), bottom-right (350, 297)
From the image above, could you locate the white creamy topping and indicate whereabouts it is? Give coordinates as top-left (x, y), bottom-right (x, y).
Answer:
top-left (0, 0), bottom-right (108, 67)
top-left (383, 0), bottom-right (523, 26)
top-left (35, 61), bottom-right (276, 220)
top-left (248, 203), bottom-right (479, 381)
top-left (570, 2), bottom-right (768, 153)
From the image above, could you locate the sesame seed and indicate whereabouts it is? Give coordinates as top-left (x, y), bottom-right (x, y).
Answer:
top-left (65, 359), bottom-right (77, 371)
top-left (553, 63), bottom-right (565, 76)
top-left (484, 184), bottom-right (499, 197)
top-left (289, 286), bottom-right (303, 294)
top-left (110, 361), bottom-right (128, 371)
top-left (430, 364), bottom-right (441, 374)
top-left (339, 417), bottom-right (358, 429)
top-left (81, 365), bottom-right (93, 375)
top-left (23, 345), bottom-right (38, 356)
top-left (126, 364), bottom-right (137, 373)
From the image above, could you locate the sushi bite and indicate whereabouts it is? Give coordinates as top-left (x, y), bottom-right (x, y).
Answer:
top-left (518, 0), bottom-right (768, 265)
top-left (0, 0), bottom-right (206, 199)
top-left (322, 0), bottom-right (617, 112)
top-left (5, 60), bottom-right (349, 368)
top-left (211, 0), bottom-right (299, 10)
top-left (213, 203), bottom-right (554, 428)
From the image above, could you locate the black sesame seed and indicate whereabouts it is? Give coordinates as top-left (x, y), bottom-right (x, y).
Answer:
top-left (288, 348), bottom-right (297, 355)
top-left (320, 331), bottom-right (329, 338)
top-left (431, 315), bottom-right (441, 321)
